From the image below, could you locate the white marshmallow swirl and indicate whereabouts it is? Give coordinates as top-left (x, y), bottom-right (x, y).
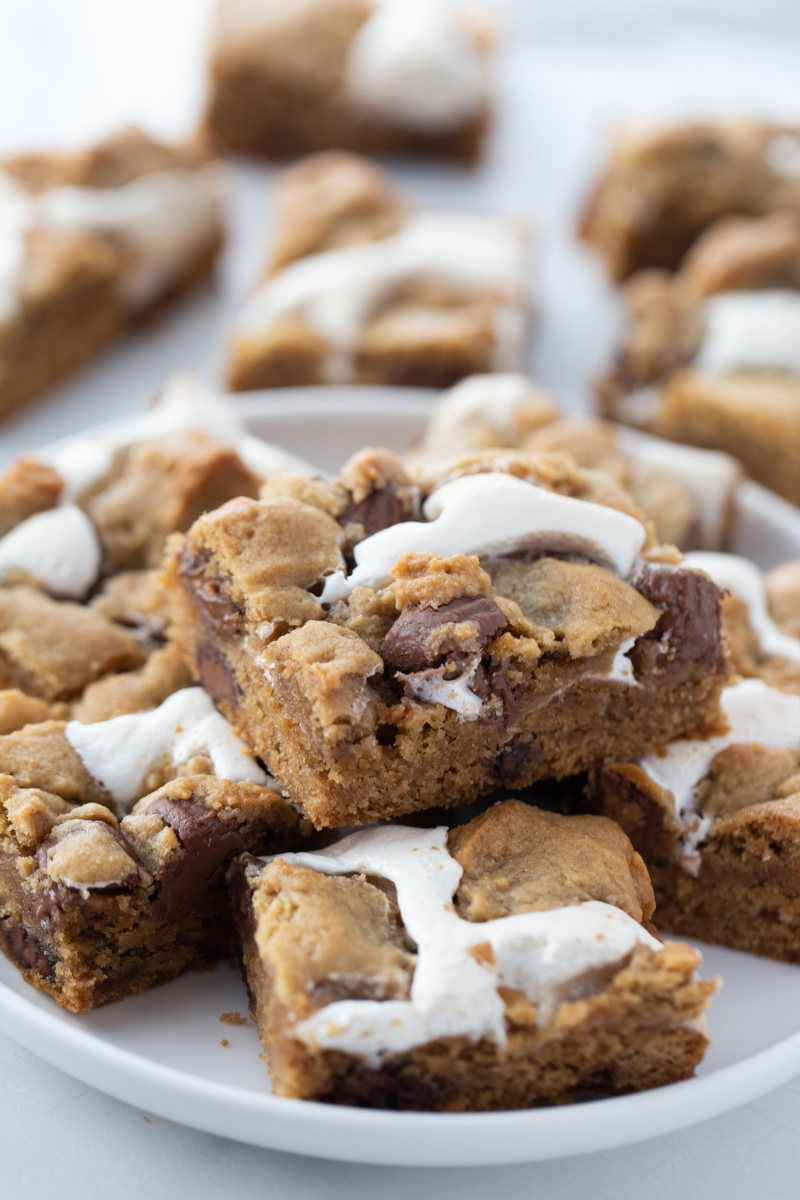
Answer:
top-left (696, 290), bottom-right (800, 377)
top-left (683, 552), bottom-right (800, 665)
top-left (320, 472), bottom-right (646, 604)
top-left (266, 824), bottom-right (662, 1065)
top-left (66, 687), bottom-right (270, 813)
top-left (344, 1), bottom-right (487, 135)
top-left (236, 211), bottom-right (528, 383)
top-left (0, 505), bottom-right (101, 599)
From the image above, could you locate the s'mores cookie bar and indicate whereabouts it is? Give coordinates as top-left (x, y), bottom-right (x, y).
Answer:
top-left (234, 801), bottom-right (715, 1108)
top-left (597, 212), bottom-right (800, 505)
top-left (580, 119), bottom-right (800, 280)
top-left (591, 679), bottom-right (800, 962)
top-left (205, 0), bottom-right (493, 162)
top-left (0, 129), bottom-right (226, 418)
top-left (167, 447), bottom-right (730, 828)
top-left (410, 373), bottom-right (742, 551)
top-left (226, 152), bottom-right (529, 391)
top-left (0, 773), bottom-right (309, 1012)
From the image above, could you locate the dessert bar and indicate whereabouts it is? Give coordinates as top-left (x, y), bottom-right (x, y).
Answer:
top-left (0, 772), bottom-right (308, 1012)
top-left (167, 447), bottom-right (730, 827)
top-left (410, 372), bottom-right (742, 551)
top-left (225, 152), bottom-right (529, 391)
top-left (235, 800), bottom-right (715, 1108)
top-left (596, 212), bottom-right (800, 504)
top-left (205, 0), bottom-right (493, 162)
top-left (0, 128), bottom-right (226, 418)
top-left (580, 119), bottom-right (800, 279)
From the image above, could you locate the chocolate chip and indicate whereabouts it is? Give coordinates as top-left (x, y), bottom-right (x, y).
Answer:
top-left (178, 549), bottom-right (244, 640)
top-left (197, 642), bottom-right (240, 710)
top-left (382, 596), bottom-right (507, 675)
top-left (340, 483), bottom-right (420, 539)
top-left (2, 923), bottom-right (57, 980)
top-left (635, 563), bottom-right (726, 672)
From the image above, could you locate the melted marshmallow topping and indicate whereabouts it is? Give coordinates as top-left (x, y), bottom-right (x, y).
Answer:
top-left (0, 163), bottom-right (226, 322)
top-left (614, 428), bottom-right (739, 548)
top-left (683, 552), bottom-right (800, 665)
top-left (320, 472), bottom-right (646, 604)
top-left (423, 372), bottom-right (538, 449)
top-left (344, 0), bottom-right (487, 135)
top-left (236, 212), bottom-right (528, 382)
top-left (267, 825), bottom-right (661, 1065)
top-left (0, 505), bottom-right (101, 598)
top-left (696, 290), bottom-right (800, 376)
top-left (65, 687), bottom-right (270, 813)
top-left (641, 678), bottom-right (800, 821)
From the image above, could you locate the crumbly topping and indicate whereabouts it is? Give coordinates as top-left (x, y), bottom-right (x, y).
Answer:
top-left (392, 552), bottom-right (492, 610)
top-left (487, 557), bottom-right (659, 658)
top-left (449, 801), bottom-right (655, 928)
top-left (90, 569), bottom-right (176, 637)
top-left (42, 815), bottom-right (143, 891)
top-left (265, 622), bottom-right (382, 736)
top-left (86, 433), bottom-right (261, 571)
top-left (0, 456), bottom-right (63, 539)
top-left (250, 857), bottom-right (414, 1009)
top-left (181, 496), bottom-right (344, 634)
top-left (681, 211), bottom-right (800, 299)
top-left (0, 689), bottom-right (57, 735)
top-left (0, 719), bottom-right (110, 806)
top-left (259, 474), bottom-right (348, 519)
top-left (0, 774), bottom-right (71, 851)
top-left (696, 743), bottom-right (800, 819)
top-left (0, 585), bottom-right (144, 701)
top-left (327, 584), bottom-right (398, 653)
top-left (72, 642), bottom-right (194, 724)
top-left (340, 447), bottom-right (412, 504)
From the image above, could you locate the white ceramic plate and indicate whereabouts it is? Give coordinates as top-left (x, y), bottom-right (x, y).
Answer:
top-left (3, 390), bottom-right (800, 1168)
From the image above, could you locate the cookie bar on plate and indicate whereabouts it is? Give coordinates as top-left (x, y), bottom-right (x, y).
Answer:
top-left (0, 377), bottom-right (315, 726)
top-left (205, 0), bottom-right (493, 162)
top-left (0, 128), bottom-right (226, 418)
top-left (0, 773), bottom-right (309, 1013)
top-left (225, 152), bottom-right (529, 391)
top-left (595, 212), bottom-right (800, 504)
top-left (408, 372), bottom-right (742, 551)
top-left (166, 447), bottom-right (730, 827)
top-left (580, 119), bottom-right (800, 279)
top-left (588, 553), bottom-right (800, 960)
top-left (234, 800), bottom-right (715, 1108)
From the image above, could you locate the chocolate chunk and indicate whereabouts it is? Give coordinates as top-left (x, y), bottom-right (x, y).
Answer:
top-left (148, 796), bottom-right (272, 922)
top-left (322, 1065), bottom-right (437, 1111)
top-left (635, 563), bottom-right (727, 672)
top-left (382, 596), bottom-right (507, 675)
top-left (340, 483), bottom-right (420, 539)
top-left (2, 922), bottom-right (57, 980)
top-left (178, 549), bottom-right (244, 639)
top-left (493, 740), bottom-right (531, 783)
top-left (197, 642), bottom-right (240, 710)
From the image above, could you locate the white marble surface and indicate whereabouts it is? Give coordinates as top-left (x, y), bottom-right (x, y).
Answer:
top-left (4, 1), bottom-right (800, 1194)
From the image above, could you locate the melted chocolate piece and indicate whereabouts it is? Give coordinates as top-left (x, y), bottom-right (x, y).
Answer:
top-left (147, 795), bottom-right (272, 923)
top-left (178, 549), bottom-right (244, 639)
top-left (382, 596), bottom-right (507, 675)
top-left (197, 642), bottom-right (240, 710)
top-left (322, 1065), bottom-right (437, 1111)
top-left (340, 483), bottom-right (420, 539)
top-left (635, 563), bottom-right (726, 671)
top-left (2, 922), bottom-right (57, 980)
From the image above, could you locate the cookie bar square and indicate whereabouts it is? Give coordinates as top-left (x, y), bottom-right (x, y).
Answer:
top-left (580, 119), bottom-right (800, 280)
top-left (167, 448), bottom-right (730, 828)
top-left (0, 128), bottom-right (225, 419)
top-left (225, 151), bottom-right (529, 391)
top-left (591, 678), bottom-right (800, 962)
top-left (205, 0), bottom-right (493, 162)
top-left (596, 213), bottom-right (800, 505)
top-left (234, 800), bottom-right (715, 1108)
top-left (0, 773), bottom-right (309, 1012)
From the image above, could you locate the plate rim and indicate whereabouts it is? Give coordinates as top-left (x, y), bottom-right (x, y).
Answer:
top-left (5, 386), bottom-right (800, 1166)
